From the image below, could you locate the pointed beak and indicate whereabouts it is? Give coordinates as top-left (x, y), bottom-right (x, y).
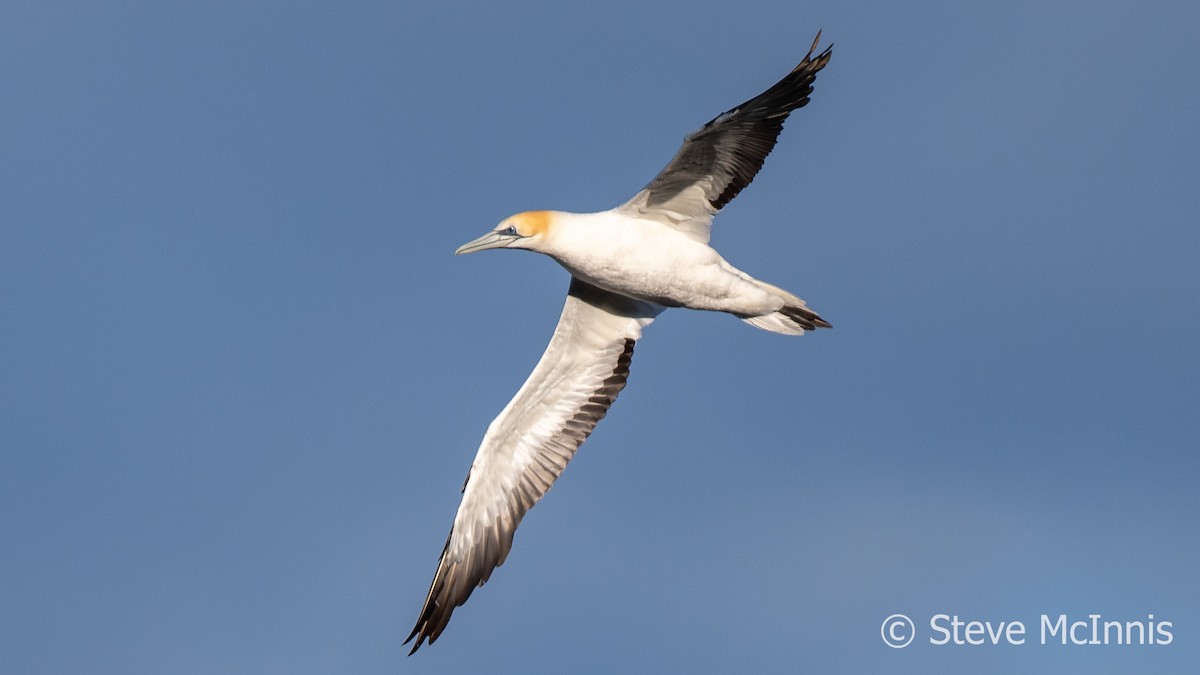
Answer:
top-left (455, 230), bottom-right (518, 255)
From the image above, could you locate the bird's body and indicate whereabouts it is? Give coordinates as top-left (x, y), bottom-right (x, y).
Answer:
top-left (510, 209), bottom-right (825, 332)
top-left (407, 34), bottom-right (834, 653)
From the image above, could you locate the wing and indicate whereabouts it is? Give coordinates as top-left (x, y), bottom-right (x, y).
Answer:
top-left (617, 33), bottom-right (832, 242)
top-left (405, 279), bottom-right (662, 653)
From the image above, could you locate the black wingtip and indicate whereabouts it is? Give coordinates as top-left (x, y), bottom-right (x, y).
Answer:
top-left (405, 586), bottom-right (448, 655)
top-left (786, 32), bottom-right (832, 82)
top-left (405, 615), bottom-right (443, 655)
top-left (403, 622), bottom-right (423, 655)
top-left (806, 30), bottom-right (832, 64)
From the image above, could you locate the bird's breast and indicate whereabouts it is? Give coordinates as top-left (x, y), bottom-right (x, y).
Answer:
top-left (547, 217), bottom-right (733, 307)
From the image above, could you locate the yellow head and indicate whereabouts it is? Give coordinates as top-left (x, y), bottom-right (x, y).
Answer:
top-left (455, 210), bottom-right (558, 255)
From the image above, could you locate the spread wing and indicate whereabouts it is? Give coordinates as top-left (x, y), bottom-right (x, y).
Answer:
top-left (617, 33), bottom-right (832, 242)
top-left (405, 279), bottom-right (662, 653)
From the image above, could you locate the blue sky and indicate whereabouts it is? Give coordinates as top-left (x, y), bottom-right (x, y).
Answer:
top-left (2, 1), bottom-right (1197, 673)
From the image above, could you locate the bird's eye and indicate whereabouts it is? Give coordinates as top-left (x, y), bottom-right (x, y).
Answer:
top-left (503, 226), bottom-right (518, 236)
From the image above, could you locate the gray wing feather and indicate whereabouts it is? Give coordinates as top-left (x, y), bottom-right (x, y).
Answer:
top-left (618, 33), bottom-right (832, 242)
top-left (405, 279), bottom-right (661, 652)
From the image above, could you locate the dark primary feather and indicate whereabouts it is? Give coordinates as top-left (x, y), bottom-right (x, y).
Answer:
top-left (621, 33), bottom-right (832, 240)
top-left (406, 34), bottom-right (832, 654)
top-left (404, 280), bottom-right (659, 654)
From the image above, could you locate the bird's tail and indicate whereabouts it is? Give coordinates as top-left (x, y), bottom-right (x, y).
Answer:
top-left (739, 280), bottom-right (831, 336)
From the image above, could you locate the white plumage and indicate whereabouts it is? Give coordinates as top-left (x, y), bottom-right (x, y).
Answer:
top-left (407, 33), bottom-right (833, 653)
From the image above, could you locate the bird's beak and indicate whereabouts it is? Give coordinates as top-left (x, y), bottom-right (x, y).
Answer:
top-left (455, 230), bottom-right (518, 255)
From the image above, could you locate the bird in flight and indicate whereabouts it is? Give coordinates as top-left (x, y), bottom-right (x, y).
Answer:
top-left (407, 33), bottom-right (833, 653)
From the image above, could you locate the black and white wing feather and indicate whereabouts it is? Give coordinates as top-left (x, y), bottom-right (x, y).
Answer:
top-left (618, 33), bottom-right (832, 242)
top-left (405, 279), bottom-right (661, 653)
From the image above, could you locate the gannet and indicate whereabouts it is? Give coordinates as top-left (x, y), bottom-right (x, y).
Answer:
top-left (407, 34), bottom-right (833, 653)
